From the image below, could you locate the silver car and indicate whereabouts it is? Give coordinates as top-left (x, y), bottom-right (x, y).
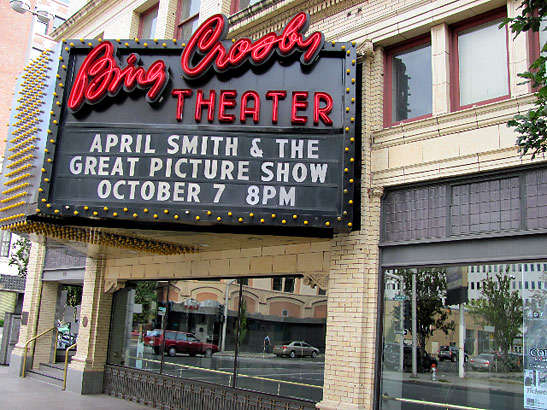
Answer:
top-left (469, 353), bottom-right (498, 371)
top-left (273, 341), bottom-right (320, 358)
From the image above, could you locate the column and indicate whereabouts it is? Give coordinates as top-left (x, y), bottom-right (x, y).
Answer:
top-left (431, 23), bottom-right (450, 115)
top-left (65, 244), bottom-right (113, 394)
top-left (9, 235), bottom-right (46, 376)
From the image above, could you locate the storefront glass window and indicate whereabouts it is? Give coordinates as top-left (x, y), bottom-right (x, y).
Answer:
top-left (380, 263), bottom-right (543, 410)
top-left (108, 281), bottom-right (168, 373)
top-left (108, 276), bottom-right (327, 403)
top-left (161, 280), bottom-right (235, 385)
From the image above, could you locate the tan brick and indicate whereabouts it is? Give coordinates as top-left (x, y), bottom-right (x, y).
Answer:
top-left (272, 254), bottom-right (297, 273)
top-left (250, 255), bottom-right (273, 274)
top-left (229, 257), bottom-right (251, 275)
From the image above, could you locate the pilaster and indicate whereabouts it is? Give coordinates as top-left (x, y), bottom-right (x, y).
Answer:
top-left (9, 235), bottom-right (46, 376)
top-left (66, 244), bottom-right (113, 394)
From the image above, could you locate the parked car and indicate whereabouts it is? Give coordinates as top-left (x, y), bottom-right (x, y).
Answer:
top-left (143, 330), bottom-right (219, 357)
top-left (469, 353), bottom-right (498, 371)
top-left (383, 343), bottom-right (437, 371)
top-left (438, 345), bottom-right (468, 362)
top-left (273, 341), bottom-right (320, 358)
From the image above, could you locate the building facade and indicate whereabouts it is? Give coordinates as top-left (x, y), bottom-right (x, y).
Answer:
top-left (5, 0), bottom-right (547, 410)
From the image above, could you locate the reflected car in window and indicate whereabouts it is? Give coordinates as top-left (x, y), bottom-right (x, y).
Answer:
top-left (273, 341), bottom-right (320, 358)
top-left (143, 329), bottom-right (219, 357)
top-left (469, 353), bottom-right (498, 371)
top-left (383, 343), bottom-right (438, 371)
top-left (438, 345), bottom-right (468, 362)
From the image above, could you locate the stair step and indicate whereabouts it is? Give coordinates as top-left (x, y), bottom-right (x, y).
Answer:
top-left (27, 369), bottom-right (64, 387)
top-left (39, 363), bottom-right (66, 377)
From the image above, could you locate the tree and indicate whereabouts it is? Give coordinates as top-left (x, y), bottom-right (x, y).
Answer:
top-left (400, 268), bottom-right (455, 367)
top-left (8, 236), bottom-right (31, 277)
top-left (63, 285), bottom-right (82, 307)
top-left (468, 271), bottom-right (523, 369)
top-left (133, 281), bottom-right (158, 326)
top-left (502, 1), bottom-right (547, 158)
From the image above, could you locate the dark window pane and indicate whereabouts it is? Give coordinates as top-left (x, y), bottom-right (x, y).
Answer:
top-left (272, 277), bottom-right (282, 291)
top-left (284, 277), bottom-right (295, 293)
top-left (391, 43), bottom-right (432, 122)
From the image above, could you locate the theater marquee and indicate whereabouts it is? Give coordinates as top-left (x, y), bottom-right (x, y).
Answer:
top-left (1, 13), bottom-right (357, 233)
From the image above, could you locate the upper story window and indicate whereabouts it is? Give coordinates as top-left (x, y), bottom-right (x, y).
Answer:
top-left (0, 231), bottom-right (12, 258)
top-left (139, 4), bottom-right (158, 38)
top-left (384, 36), bottom-right (432, 127)
top-left (35, 19), bottom-right (49, 35)
top-left (451, 9), bottom-right (509, 110)
top-left (231, 0), bottom-right (261, 14)
top-left (530, 18), bottom-right (547, 64)
top-left (53, 15), bottom-right (66, 31)
top-left (176, 0), bottom-right (200, 41)
top-left (540, 19), bottom-right (547, 52)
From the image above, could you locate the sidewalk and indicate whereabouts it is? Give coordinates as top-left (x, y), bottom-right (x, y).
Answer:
top-left (0, 365), bottom-right (151, 410)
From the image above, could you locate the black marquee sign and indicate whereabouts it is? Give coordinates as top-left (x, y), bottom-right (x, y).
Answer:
top-left (1, 13), bottom-right (357, 233)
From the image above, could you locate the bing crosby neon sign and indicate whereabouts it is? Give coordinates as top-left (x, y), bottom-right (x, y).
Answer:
top-left (67, 12), bottom-right (331, 125)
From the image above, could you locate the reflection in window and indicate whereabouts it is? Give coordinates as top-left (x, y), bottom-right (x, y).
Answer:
top-left (109, 277), bottom-right (327, 402)
top-left (390, 42), bottom-right (432, 123)
top-left (381, 263), bottom-right (534, 410)
top-left (456, 17), bottom-right (509, 107)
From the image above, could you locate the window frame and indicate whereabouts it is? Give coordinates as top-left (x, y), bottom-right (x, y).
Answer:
top-left (383, 34), bottom-right (433, 128)
top-left (449, 8), bottom-right (510, 112)
top-left (175, 0), bottom-right (200, 41)
top-left (138, 3), bottom-right (159, 39)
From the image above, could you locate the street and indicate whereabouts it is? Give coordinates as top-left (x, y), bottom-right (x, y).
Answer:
top-left (129, 345), bottom-right (324, 402)
top-left (382, 360), bottom-right (525, 410)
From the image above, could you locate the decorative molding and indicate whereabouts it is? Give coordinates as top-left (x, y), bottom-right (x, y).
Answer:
top-left (104, 279), bottom-right (126, 294)
top-left (302, 272), bottom-right (329, 290)
top-left (357, 39), bottom-right (374, 62)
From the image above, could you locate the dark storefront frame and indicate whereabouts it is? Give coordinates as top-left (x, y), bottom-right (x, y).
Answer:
top-left (375, 165), bottom-right (547, 410)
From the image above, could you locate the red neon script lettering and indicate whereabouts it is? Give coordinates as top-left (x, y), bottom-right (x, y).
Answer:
top-left (181, 12), bottom-right (324, 79)
top-left (68, 41), bottom-right (168, 112)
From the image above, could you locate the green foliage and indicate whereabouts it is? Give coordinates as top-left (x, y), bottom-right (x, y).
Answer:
top-left (133, 281), bottom-right (158, 325)
top-left (501, 1), bottom-right (547, 158)
top-left (400, 268), bottom-right (455, 357)
top-left (62, 285), bottom-right (82, 307)
top-left (8, 237), bottom-right (31, 277)
top-left (468, 271), bottom-right (522, 368)
top-left (0, 319), bottom-right (4, 327)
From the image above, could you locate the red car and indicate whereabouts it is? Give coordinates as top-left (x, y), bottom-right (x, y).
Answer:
top-left (143, 330), bottom-right (219, 357)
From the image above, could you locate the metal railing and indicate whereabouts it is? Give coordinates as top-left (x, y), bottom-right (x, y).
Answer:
top-left (62, 342), bottom-right (77, 390)
top-left (22, 327), bottom-right (58, 378)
